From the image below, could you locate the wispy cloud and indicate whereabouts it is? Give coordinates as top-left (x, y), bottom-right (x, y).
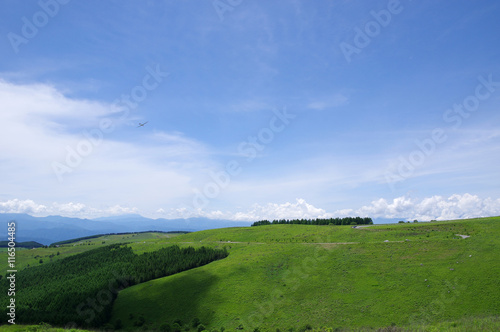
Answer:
top-left (307, 93), bottom-right (349, 110)
top-left (0, 80), bottom-right (212, 210)
top-left (227, 100), bottom-right (272, 113)
top-left (1, 1), bottom-right (499, 221)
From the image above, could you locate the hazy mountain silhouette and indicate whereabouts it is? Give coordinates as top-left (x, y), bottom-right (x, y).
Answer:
top-left (0, 213), bottom-right (252, 245)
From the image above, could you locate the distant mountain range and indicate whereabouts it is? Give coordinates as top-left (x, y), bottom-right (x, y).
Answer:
top-left (0, 213), bottom-right (409, 246)
top-left (0, 213), bottom-right (252, 245)
top-left (373, 217), bottom-right (413, 224)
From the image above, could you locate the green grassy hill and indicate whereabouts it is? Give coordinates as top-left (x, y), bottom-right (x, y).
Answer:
top-left (2, 218), bottom-right (499, 331)
top-left (110, 217), bottom-right (500, 331)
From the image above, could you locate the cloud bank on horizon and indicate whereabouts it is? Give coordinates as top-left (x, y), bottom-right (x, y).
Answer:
top-left (1, 194), bottom-right (499, 222)
top-left (0, 1), bottom-right (499, 222)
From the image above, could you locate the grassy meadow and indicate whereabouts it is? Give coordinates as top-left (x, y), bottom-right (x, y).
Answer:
top-left (111, 217), bottom-right (500, 331)
top-left (1, 217), bottom-right (499, 331)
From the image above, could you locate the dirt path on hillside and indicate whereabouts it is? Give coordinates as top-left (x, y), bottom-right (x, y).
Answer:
top-left (175, 240), bottom-right (407, 246)
top-left (456, 234), bottom-right (470, 239)
top-left (304, 242), bottom-right (359, 245)
top-left (175, 241), bottom-right (266, 244)
top-left (216, 241), bottom-right (266, 244)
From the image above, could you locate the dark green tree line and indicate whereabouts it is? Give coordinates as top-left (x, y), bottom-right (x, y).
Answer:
top-left (0, 244), bottom-right (228, 327)
top-left (251, 216), bottom-right (373, 227)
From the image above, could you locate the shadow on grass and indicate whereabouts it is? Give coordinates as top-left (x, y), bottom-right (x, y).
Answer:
top-left (111, 268), bottom-right (219, 331)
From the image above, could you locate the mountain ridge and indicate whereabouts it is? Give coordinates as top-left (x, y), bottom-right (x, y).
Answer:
top-left (0, 213), bottom-right (252, 245)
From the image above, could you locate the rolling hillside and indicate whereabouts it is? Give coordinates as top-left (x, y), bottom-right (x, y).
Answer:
top-left (110, 217), bottom-right (500, 331)
top-left (1, 217), bottom-right (499, 331)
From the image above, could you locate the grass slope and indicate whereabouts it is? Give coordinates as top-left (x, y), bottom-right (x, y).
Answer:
top-left (111, 217), bottom-right (500, 331)
top-left (0, 232), bottom-right (181, 273)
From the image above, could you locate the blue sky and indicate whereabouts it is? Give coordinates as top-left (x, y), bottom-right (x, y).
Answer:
top-left (1, 0), bottom-right (499, 221)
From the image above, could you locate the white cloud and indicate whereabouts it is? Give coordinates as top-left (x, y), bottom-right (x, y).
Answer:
top-left (355, 194), bottom-right (500, 221)
top-left (156, 195), bottom-right (500, 222)
top-left (0, 80), bottom-right (115, 130)
top-left (2, 194), bottom-right (500, 221)
top-left (307, 93), bottom-right (348, 110)
top-left (1, 80), bottom-right (499, 222)
top-left (154, 198), bottom-right (335, 221)
top-left (52, 202), bottom-right (88, 214)
top-left (149, 131), bottom-right (211, 159)
top-left (235, 198), bottom-right (333, 220)
top-left (0, 199), bottom-right (139, 218)
top-left (356, 196), bottom-right (414, 218)
top-left (0, 79), bottom-right (212, 211)
top-left (383, 127), bottom-right (500, 187)
top-left (229, 100), bottom-right (272, 113)
top-left (105, 205), bottom-right (139, 216)
top-left (0, 199), bottom-right (48, 214)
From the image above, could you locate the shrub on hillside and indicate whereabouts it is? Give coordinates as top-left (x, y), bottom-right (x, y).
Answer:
top-left (159, 323), bottom-right (171, 332)
top-left (172, 322), bottom-right (182, 332)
